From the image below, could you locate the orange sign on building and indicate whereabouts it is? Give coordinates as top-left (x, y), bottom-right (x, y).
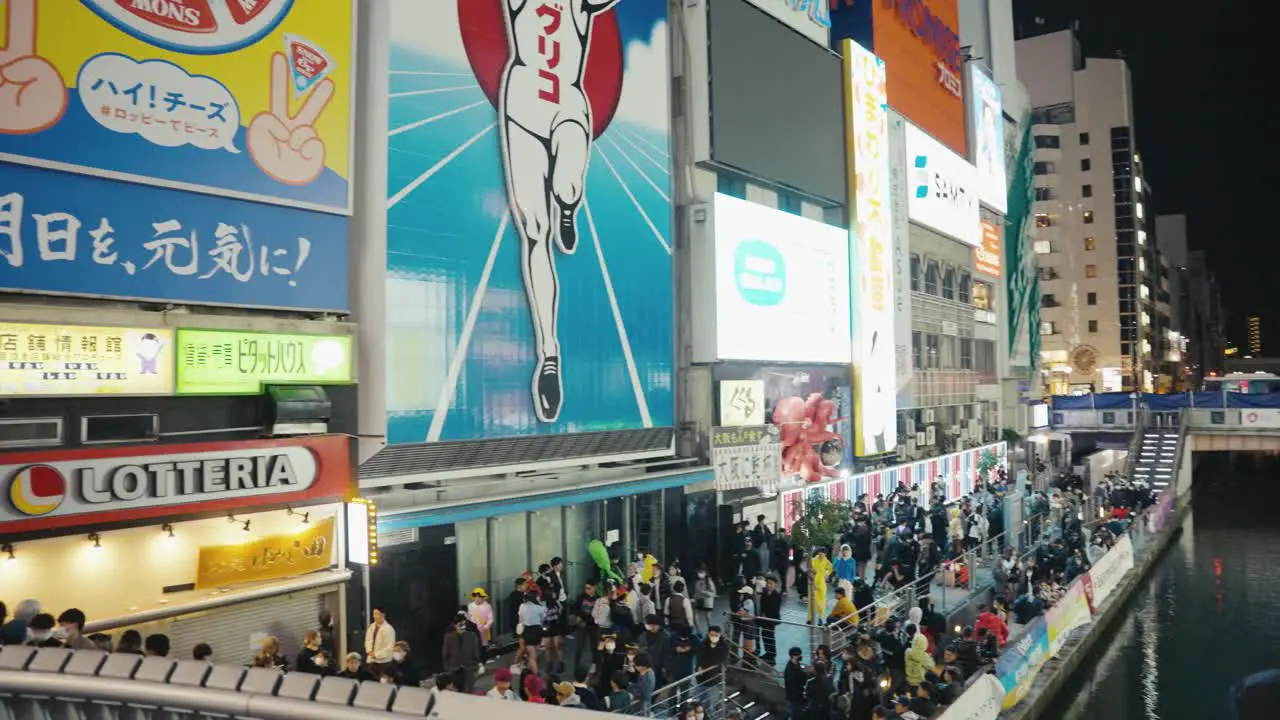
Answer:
top-left (975, 220), bottom-right (1003, 277)
top-left (833, 0), bottom-right (967, 156)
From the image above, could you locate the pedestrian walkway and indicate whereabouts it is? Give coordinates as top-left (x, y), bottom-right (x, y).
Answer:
top-left (711, 562), bottom-right (995, 671)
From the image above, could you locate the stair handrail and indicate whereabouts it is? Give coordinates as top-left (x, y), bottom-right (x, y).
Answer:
top-left (621, 665), bottom-right (728, 719)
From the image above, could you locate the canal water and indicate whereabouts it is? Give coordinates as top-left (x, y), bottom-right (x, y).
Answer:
top-left (1043, 452), bottom-right (1280, 720)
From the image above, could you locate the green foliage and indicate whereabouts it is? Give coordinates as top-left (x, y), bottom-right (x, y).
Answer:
top-left (977, 449), bottom-right (999, 480)
top-left (1001, 427), bottom-right (1024, 445)
top-left (787, 496), bottom-right (854, 554)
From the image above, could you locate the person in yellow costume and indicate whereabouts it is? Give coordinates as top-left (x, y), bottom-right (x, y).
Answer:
top-left (638, 550), bottom-right (660, 584)
top-left (808, 548), bottom-right (833, 624)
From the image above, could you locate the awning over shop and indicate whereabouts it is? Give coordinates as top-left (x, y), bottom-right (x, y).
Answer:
top-left (378, 466), bottom-right (714, 531)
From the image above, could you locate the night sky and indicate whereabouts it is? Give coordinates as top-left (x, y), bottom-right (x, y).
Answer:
top-left (1013, 0), bottom-right (1266, 348)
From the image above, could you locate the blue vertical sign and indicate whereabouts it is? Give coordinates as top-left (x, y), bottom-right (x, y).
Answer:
top-left (383, 0), bottom-right (674, 443)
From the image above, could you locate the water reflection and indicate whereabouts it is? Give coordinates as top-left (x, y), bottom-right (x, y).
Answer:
top-left (1044, 453), bottom-right (1280, 720)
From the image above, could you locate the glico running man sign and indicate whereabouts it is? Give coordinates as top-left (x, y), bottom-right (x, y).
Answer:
top-left (0, 435), bottom-right (352, 535)
top-left (383, 0), bottom-right (674, 444)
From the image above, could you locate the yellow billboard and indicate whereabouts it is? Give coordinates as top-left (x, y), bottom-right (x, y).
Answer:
top-left (195, 516), bottom-right (334, 589)
top-left (0, 0), bottom-right (353, 212)
top-left (0, 322), bottom-right (173, 396)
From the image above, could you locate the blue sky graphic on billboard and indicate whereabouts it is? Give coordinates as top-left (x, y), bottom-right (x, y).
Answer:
top-left (385, 0), bottom-right (673, 444)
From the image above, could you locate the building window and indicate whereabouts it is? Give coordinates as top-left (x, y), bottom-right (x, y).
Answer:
top-left (1034, 161), bottom-right (1057, 175)
top-left (1085, 237), bottom-right (1097, 250)
top-left (942, 267), bottom-right (956, 300)
top-left (925, 260), bottom-right (940, 295)
top-left (1081, 158), bottom-right (1092, 171)
top-left (1041, 321), bottom-right (1057, 336)
top-left (1035, 213), bottom-right (1052, 228)
top-left (717, 174), bottom-right (745, 198)
top-left (1079, 132), bottom-right (1091, 145)
top-left (1088, 320), bottom-right (1099, 333)
top-left (960, 338), bottom-right (974, 370)
top-left (1042, 293), bottom-right (1058, 307)
top-left (1087, 292), bottom-right (1098, 305)
top-left (1082, 184), bottom-right (1093, 198)
top-left (912, 331), bottom-right (923, 368)
top-left (1034, 135), bottom-right (1061, 149)
top-left (1034, 240), bottom-right (1053, 254)
top-left (973, 282), bottom-right (993, 310)
top-left (1035, 187), bottom-right (1054, 201)
top-left (1083, 210), bottom-right (1095, 224)
top-left (778, 192), bottom-right (802, 216)
top-left (925, 333), bottom-right (940, 369)
top-left (1086, 264), bottom-right (1098, 278)
top-left (959, 272), bottom-right (972, 304)
top-left (910, 253), bottom-right (921, 292)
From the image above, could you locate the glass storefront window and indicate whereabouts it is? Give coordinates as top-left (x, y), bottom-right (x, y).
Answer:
top-left (455, 518), bottom-right (490, 602)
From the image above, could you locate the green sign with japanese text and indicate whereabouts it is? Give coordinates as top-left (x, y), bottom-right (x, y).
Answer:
top-left (175, 329), bottom-right (353, 395)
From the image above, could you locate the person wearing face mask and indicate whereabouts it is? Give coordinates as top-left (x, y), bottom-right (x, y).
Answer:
top-left (638, 614), bottom-right (669, 684)
top-left (692, 565), bottom-right (717, 634)
top-left (441, 613), bottom-right (481, 692)
top-left (296, 631), bottom-right (330, 675)
top-left (697, 626), bottom-right (730, 672)
top-left (387, 641), bottom-right (421, 687)
top-left (25, 614), bottom-right (59, 647)
top-left (53, 608), bottom-right (95, 650)
top-left (595, 633), bottom-right (626, 698)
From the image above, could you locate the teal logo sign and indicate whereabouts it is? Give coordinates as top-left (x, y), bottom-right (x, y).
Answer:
top-left (734, 240), bottom-right (786, 306)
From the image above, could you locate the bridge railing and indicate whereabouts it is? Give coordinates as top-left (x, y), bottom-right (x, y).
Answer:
top-left (0, 646), bottom-right (610, 720)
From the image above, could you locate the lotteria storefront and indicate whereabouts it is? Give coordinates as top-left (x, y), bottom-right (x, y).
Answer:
top-left (0, 435), bottom-right (356, 663)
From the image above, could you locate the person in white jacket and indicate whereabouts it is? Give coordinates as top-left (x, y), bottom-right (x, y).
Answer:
top-left (364, 608), bottom-right (396, 679)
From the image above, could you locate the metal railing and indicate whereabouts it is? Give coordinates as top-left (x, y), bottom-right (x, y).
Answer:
top-left (0, 646), bottom-right (614, 719)
top-left (622, 666), bottom-right (727, 720)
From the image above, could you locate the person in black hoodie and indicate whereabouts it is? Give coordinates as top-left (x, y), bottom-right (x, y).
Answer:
top-left (848, 638), bottom-right (886, 720)
top-left (910, 680), bottom-right (938, 717)
top-left (696, 626), bottom-right (730, 672)
top-left (784, 647), bottom-right (807, 720)
top-left (595, 633), bottom-right (626, 698)
top-left (952, 627), bottom-right (981, 679)
top-left (874, 619), bottom-right (907, 690)
top-left (803, 662), bottom-right (835, 720)
top-left (638, 615), bottom-right (669, 684)
top-left (758, 576), bottom-right (783, 663)
top-left (296, 631), bottom-right (331, 675)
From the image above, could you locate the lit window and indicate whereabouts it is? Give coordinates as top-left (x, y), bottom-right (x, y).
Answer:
top-left (1139, 256), bottom-right (1146, 272)
top-left (1041, 321), bottom-right (1057, 336)
top-left (1083, 210), bottom-right (1095, 224)
top-left (1036, 213), bottom-right (1052, 228)
top-left (1133, 176), bottom-right (1142, 192)
top-left (1141, 312), bottom-right (1150, 326)
top-left (1136, 203), bottom-right (1144, 219)
top-left (1085, 237), bottom-right (1096, 250)
top-left (1086, 264), bottom-right (1098, 278)
top-left (1140, 285), bottom-right (1151, 299)
top-left (1138, 229), bottom-right (1147, 245)
top-left (1034, 240), bottom-right (1053, 254)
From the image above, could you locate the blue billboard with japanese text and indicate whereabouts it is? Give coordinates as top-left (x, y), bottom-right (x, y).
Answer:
top-left (0, 164), bottom-right (347, 311)
top-left (384, 0), bottom-right (674, 443)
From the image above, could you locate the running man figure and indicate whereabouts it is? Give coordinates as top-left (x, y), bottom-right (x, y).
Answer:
top-left (498, 0), bottom-right (618, 423)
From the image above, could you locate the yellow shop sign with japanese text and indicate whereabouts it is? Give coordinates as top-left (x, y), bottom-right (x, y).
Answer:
top-left (0, 322), bottom-right (173, 396)
top-left (0, 0), bottom-right (353, 213)
top-left (195, 516), bottom-right (334, 589)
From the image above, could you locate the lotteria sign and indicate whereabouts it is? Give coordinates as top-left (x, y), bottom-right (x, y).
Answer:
top-left (1, 435), bottom-right (351, 534)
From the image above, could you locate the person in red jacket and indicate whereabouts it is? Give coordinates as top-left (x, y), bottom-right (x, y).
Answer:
top-left (975, 603), bottom-right (1009, 646)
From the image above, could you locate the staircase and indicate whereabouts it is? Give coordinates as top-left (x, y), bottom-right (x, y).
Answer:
top-left (636, 492), bottom-right (666, 563)
top-left (1131, 428), bottom-right (1179, 492)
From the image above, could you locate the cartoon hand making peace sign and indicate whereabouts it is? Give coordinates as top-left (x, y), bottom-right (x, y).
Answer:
top-left (0, 0), bottom-right (67, 135)
top-left (247, 52), bottom-right (334, 185)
